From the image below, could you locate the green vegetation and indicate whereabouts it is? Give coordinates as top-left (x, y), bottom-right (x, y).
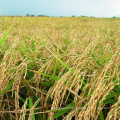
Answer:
top-left (0, 16), bottom-right (120, 120)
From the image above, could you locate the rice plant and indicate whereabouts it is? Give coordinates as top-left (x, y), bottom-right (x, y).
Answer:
top-left (0, 16), bottom-right (120, 120)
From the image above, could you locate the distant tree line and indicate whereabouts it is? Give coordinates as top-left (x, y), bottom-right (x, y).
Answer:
top-left (1, 14), bottom-right (119, 18)
top-left (71, 15), bottom-right (95, 18)
top-left (26, 14), bottom-right (49, 17)
top-left (112, 16), bottom-right (120, 18)
top-left (0, 13), bottom-right (96, 18)
top-left (0, 14), bottom-right (49, 17)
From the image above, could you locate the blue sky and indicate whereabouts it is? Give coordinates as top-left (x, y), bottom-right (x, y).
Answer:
top-left (0, 0), bottom-right (120, 17)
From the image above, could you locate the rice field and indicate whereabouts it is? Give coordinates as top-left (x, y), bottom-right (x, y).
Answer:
top-left (0, 16), bottom-right (120, 120)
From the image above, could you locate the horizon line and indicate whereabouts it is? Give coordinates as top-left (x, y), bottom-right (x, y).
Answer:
top-left (0, 14), bottom-right (117, 18)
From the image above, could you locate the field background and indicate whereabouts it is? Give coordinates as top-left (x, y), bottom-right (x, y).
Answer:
top-left (0, 17), bottom-right (120, 120)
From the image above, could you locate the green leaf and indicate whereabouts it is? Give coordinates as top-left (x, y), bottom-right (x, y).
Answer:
top-left (31, 70), bottom-right (60, 81)
top-left (0, 26), bottom-right (12, 46)
top-left (29, 97), bottom-right (35, 120)
top-left (100, 110), bottom-right (104, 120)
top-left (18, 47), bottom-right (26, 55)
top-left (103, 99), bottom-right (115, 105)
top-left (92, 54), bottom-right (102, 67)
top-left (25, 35), bottom-right (30, 40)
top-left (53, 109), bottom-right (70, 119)
top-left (49, 102), bottom-right (75, 119)
top-left (62, 37), bottom-right (71, 44)
top-left (47, 48), bottom-right (74, 74)
top-left (56, 57), bottom-right (74, 74)
top-left (39, 82), bottom-right (54, 86)
top-left (24, 39), bottom-right (29, 48)
top-left (0, 79), bottom-right (15, 95)
top-left (105, 90), bottom-right (120, 100)
top-left (105, 54), bottom-right (112, 63)
top-left (53, 55), bottom-right (74, 74)
top-left (31, 39), bottom-right (35, 51)
top-left (19, 96), bottom-right (30, 108)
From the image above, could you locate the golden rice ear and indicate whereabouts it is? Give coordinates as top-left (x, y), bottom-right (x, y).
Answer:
top-left (19, 98), bottom-right (28, 120)
top-left (106, 95), bottom-right (120, 120)
top-left (46, 39), bottom-right (120, 119)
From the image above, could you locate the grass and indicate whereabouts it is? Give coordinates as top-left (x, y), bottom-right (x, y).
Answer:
top-left (0, 16), bottom-right (120, 120)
